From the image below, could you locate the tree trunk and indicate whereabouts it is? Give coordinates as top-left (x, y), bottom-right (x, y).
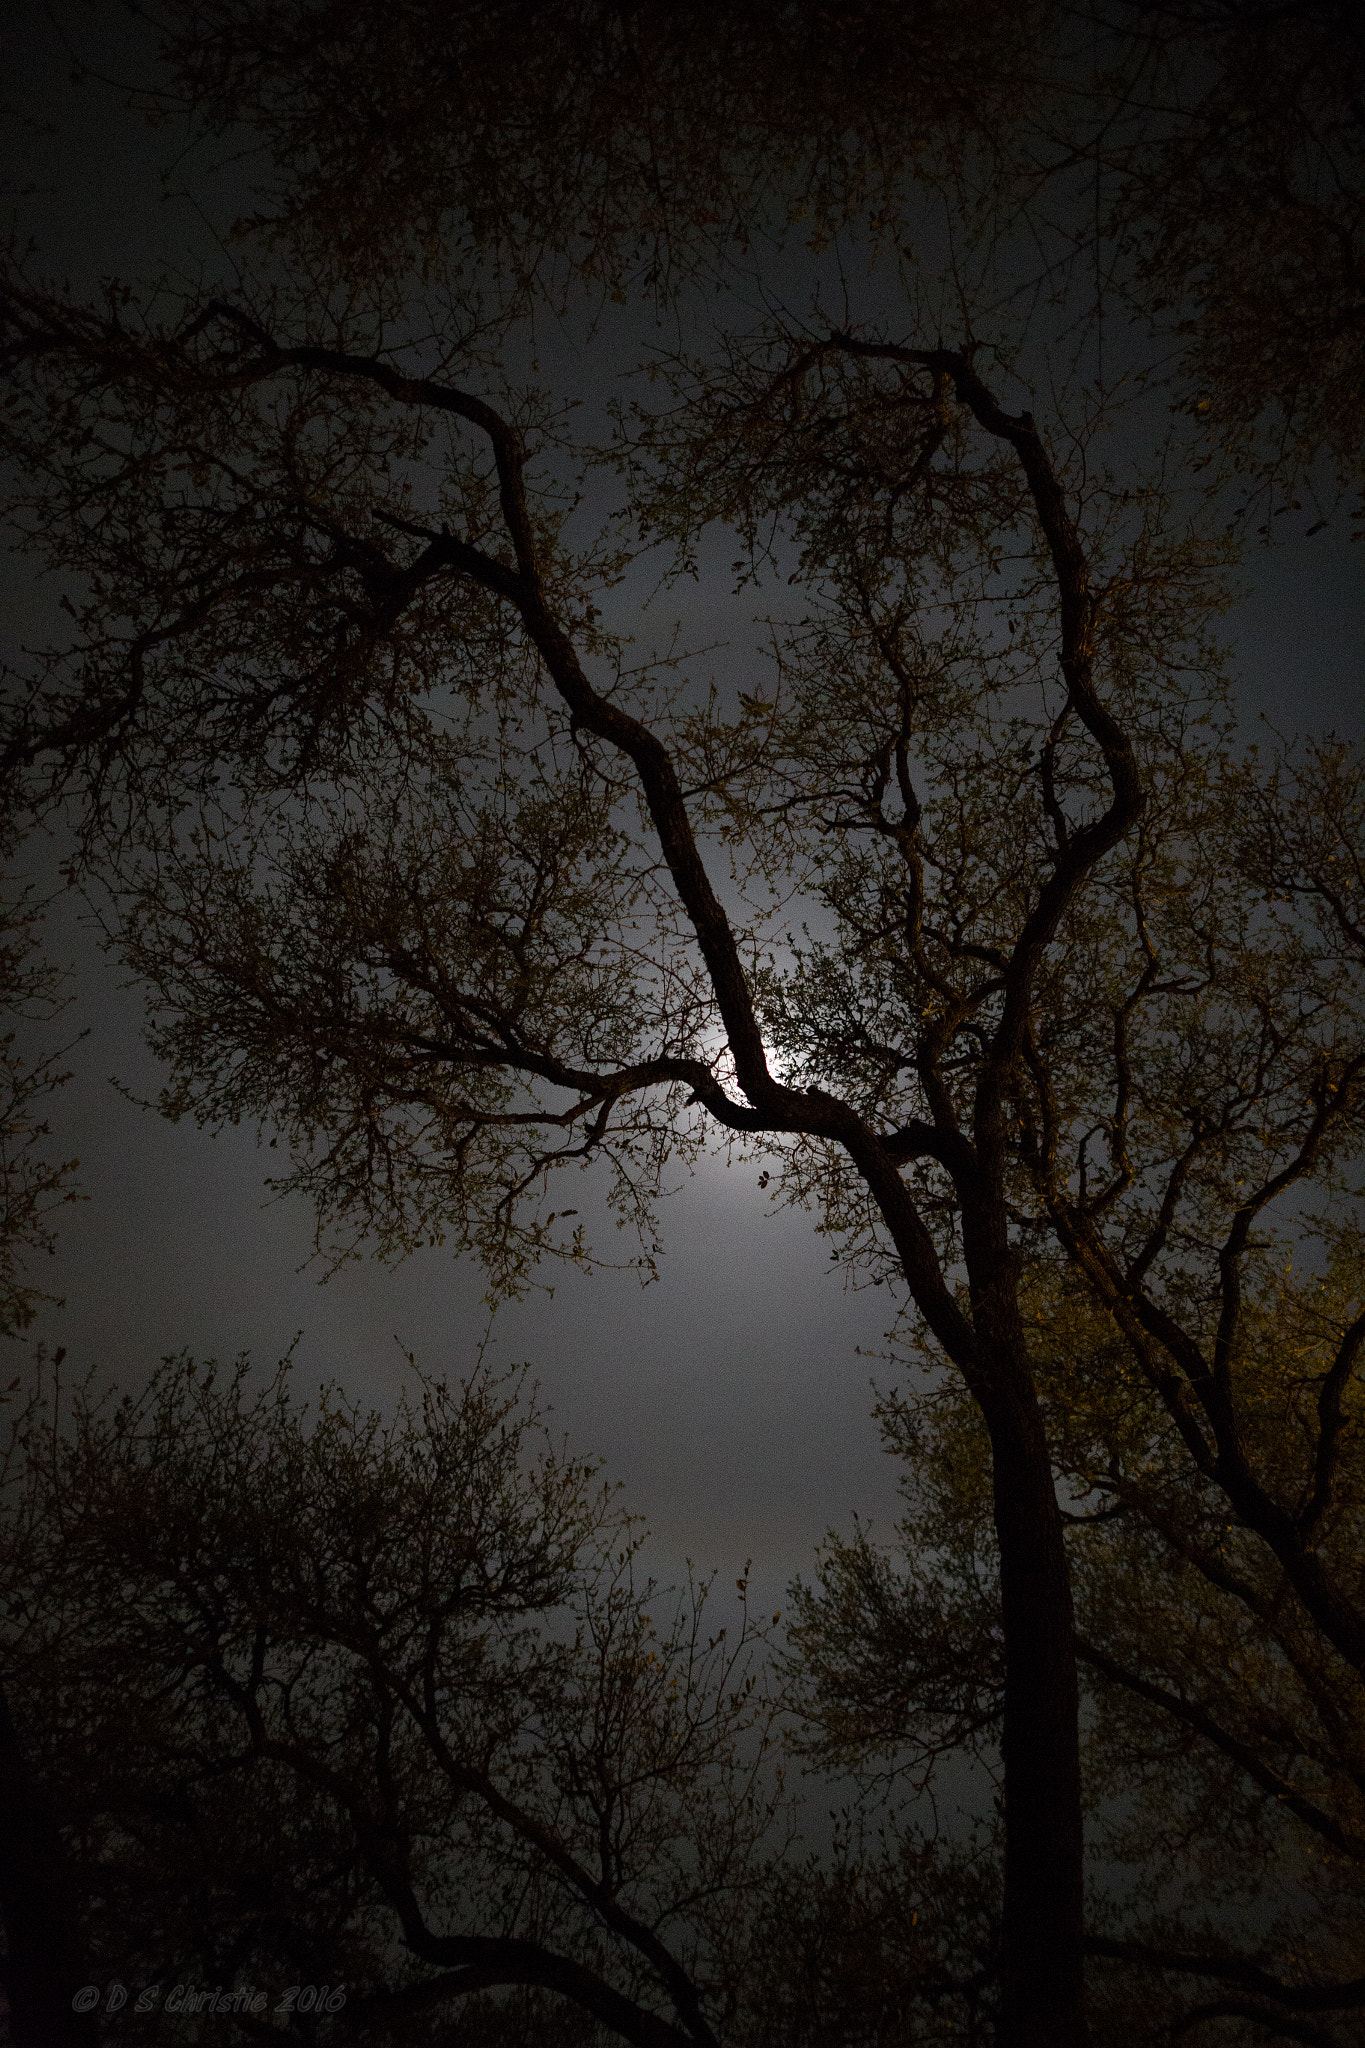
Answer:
top-left (872, 1157), bottom-right (1091, 2041)
top-left (981, 1370), bottom-right (1088, 2047)
top-left (0, 1683), bottom-right (99, 2048)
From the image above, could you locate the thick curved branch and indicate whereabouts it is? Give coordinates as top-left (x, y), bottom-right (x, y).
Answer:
top-left (200, 1643), bottom-right (709, 2048)
top-left (381, 1659), bottom-right (720, 2048)
top-left (825, 336), bottom-right (1146, 1091)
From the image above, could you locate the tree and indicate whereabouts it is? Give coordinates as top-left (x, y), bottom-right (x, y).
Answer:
top-left (0, 290), bottom-right (1146, 2037)
top-left (1097, 0), bottom-right (1365, 520)
top-left (784, 1248), bottom-right (1365, 2042)
top-left (0, 1357), bottom-right (783, 2047)
top-left (1, 6), bottom-right (1361, 2038)
top-left (130, 0), bottom-right (1365, 512)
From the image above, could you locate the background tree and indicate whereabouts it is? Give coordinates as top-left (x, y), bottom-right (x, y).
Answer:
top-left (130, 0), bottom-right (1365, 510)
top-left (1099, 0), bottom-right (1365, 520)
top-left (0, 1357), bottom-right (783, 2048)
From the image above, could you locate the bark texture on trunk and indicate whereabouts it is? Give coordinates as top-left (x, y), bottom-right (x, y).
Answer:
top-left (983, 1374), bottom-right (1088, 2048)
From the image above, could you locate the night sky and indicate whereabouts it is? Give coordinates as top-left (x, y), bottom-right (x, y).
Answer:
top-left (2, 0), bottom-right (1361, 1629)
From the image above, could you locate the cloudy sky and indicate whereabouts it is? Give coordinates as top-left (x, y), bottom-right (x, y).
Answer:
top-left (2, 0), bottom-right (1361, 1627)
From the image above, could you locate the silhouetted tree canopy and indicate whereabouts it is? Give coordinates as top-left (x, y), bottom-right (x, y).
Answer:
top-left (0, 5), bottom-right (1362, 2043)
